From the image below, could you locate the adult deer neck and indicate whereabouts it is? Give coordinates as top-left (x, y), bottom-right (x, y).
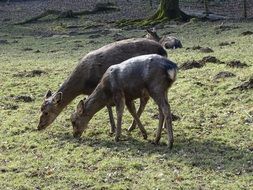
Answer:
top-left (150, 32), bottom-right (161, 42)
top-left (56, 75), bottom-right (83, 111)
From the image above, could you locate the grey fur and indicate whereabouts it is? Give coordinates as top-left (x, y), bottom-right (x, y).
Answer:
top-left (146, 28), bottom-right (183, 49)
top-left (71, 54), bottom-right (178, 149)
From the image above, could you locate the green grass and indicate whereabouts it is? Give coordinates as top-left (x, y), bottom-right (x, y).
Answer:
top-left (0, 19), bottom-right (253, 190)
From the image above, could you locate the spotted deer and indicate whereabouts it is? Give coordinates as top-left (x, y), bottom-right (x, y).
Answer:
top-left (38, 38), bottom-right (167, 133)
top-left (146, 28), bottom-right (183, 49)
top-left (71, 54), bottom-right (177, 149)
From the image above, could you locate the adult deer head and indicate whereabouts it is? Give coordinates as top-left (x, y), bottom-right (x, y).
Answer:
top-left (38, 90), bottom-right (63, 130)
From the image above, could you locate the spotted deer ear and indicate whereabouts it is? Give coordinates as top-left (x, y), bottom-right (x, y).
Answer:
top-left (52, 92), bottom-right (63, 104)
top-left (45, 90), bottom-right (52, 98)
top-left (77, 100), bottom-right (85, 115)
top-left (146, 28), bottom-right (152, 33)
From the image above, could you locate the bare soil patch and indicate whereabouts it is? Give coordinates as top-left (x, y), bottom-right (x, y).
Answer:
top-left (201, 56), bottom-right (223, 64)
top-left (194, 81), bottom-right (205, 87)
top-left (226, 60), bottom-right (248, 68)
top-left (13, 95), bottom-right (34, 102)
top-left (199, 47), bottom-right (214, 53)
top-left (186, 45), bottom-right (202, 50)
top-left (152, 113), bottom-right (180, 121)
top-left (22, 47), bottom-right (33, 51)
top-left (241, 31), bottom-right (253, 36)
top-left (232, 77), bottom-right (253, 90)
top-left (0, 39), bottom-right (9, 44)
top-left (180, 60), bottom-right (205, 70)
top-left (34, 50), bottom-right (41, 53)
top-left (214, 24), bottom-right (239, 33)
top-left (187, 46), bottom-right (214, 53)
top-left (112, 33), bottom-right (126, 41)
top-left (1, 103), bottom-right (19, 110)
top-left (13, 70), bottom-right (47, 77)
top-left (219, 41), bottom-right (235, 46)
top-left (213, 71), bottom-right (236, 81)
top-left (88, 34), bottom-right (101, 39)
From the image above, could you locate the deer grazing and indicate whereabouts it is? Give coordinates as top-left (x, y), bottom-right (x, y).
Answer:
top-left (71, 54), bottom-right (178, 149)
top-left (146, 28), bottom-right (183, 49)
top-left (38, 38), bottom-right (167, 133)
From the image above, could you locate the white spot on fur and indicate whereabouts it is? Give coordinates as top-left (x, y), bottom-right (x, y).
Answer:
top-left (167, 69), bottom-right (177, 81)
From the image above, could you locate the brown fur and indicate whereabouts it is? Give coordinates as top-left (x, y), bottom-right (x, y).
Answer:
top-left (38, 38), bottom-right (167, 131)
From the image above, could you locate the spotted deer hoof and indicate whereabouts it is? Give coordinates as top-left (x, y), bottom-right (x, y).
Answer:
top-left (115, 136), bottom-right (120, 142)
top-left (127, 125), bottom-right (136, 132)
top-left (143, 133), bottom-right (148, 140)
top-left (110, 129), bottom-right (115, 135)
top-left (168, 141), bottom-right (173, 150)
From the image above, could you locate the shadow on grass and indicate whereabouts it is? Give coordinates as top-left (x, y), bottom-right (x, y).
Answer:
top-left (53, 131), bottom-right (252, 174)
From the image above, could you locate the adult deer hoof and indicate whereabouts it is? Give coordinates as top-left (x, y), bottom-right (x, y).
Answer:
top-left (151, 140), bottom-right (159, 145)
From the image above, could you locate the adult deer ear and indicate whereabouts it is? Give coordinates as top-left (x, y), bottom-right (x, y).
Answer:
top-left (52, 92), bottom-right (63, 104)
top-left (45, 90), bottom-right (52, 98)
top-left (77, 100), bottom-right (85, 115)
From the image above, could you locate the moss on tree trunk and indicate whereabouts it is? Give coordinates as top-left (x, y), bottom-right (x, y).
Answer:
top-left (148, 0), bottom-right (190, 23)
top-left (118, 0), bottom-right (190, 27)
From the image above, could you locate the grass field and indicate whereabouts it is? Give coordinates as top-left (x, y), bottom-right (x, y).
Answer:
top-left (0, 17), bottom-right (253, 189)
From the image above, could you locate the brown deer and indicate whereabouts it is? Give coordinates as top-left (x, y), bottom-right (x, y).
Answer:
top-left (146, 28), bottom-right (183, 49)
top-left (71, 54), bottom-right (178, 149)
top-left (38, 38), bottom-right (167, 133)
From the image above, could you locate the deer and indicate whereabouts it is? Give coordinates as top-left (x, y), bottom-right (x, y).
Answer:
top-left (146, 28), bottom-right (183, 49)
top-left (38, 38), bottom-right (167, 134)
top-left (71, 54), bottom-right (178, 149)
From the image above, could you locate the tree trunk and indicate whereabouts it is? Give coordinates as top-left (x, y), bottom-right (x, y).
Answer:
top-left (150, 0), bottom-right (190, 21)
top-left (204, 0), bottom-right (210, 16)
top-left (117, 0), bottom-right (190, 27)
top-left (243, 0), bottom-right (248, 18)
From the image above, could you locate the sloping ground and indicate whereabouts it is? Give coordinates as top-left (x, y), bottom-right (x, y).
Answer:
top-left (0, 2), bottom-right (253, 189)
top-left (0, 0), bottom-right (156, 23)
top-left (180, 1), bottom-right (253, 19)
top-left (1, 0), bottom-right (252, 24)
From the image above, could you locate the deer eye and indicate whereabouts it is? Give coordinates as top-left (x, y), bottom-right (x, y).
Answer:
top-left (44, 112), bottom-right (49, 116)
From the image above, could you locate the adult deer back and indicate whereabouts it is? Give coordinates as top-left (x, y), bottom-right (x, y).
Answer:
top-left (38, 38), bottom-right (167, 130)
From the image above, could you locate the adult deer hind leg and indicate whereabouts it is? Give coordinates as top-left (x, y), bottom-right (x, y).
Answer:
top-left (126, 100), bottom-right (148, 140)
top-left (128, 93), bottom-right (149, 132)
top-left (113, 91), bottom-right (125, 142)
top-left (106, 106), bottom-right (116, 134)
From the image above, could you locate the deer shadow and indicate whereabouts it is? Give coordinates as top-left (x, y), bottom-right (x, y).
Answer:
top-left (53, 131), bottom-right (252, 174)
